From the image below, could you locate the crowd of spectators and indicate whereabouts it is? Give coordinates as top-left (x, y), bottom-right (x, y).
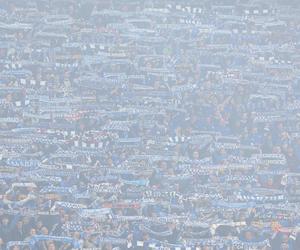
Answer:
top-left (0, 0), bottom-right (300, 249)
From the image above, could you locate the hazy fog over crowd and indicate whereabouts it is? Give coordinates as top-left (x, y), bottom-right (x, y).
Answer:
top-left (0, 0), bottom-right (300, 249)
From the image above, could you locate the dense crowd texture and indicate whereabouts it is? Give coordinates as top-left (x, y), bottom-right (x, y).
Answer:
top-left (0, 0), bottom-right (300, 249)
